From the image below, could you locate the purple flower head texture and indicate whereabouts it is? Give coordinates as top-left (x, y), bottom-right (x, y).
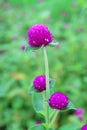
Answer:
top-left (81, 124), bottom-right (87, 130)
top-left (33, 75), bottom-right (46, 92)
top-left (75, 108), bottom-right (84, 116)
top-left (28, 24), bottom-right (53, 47)
top-left (49, 92), bottom-right (69, 110)
top-left (20, 44), bottom-right (26, 51)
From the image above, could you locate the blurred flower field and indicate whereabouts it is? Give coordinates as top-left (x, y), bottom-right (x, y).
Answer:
top-left (0, 0), bottom-right (87, 130)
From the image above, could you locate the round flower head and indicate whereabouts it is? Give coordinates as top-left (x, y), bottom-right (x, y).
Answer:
top-left (33, 75), bottom-right (46, 92)
top-left (28, 24), bottom-right (53, 47)
top-left (75, 108), bottom-right (84, 116)
top-left (49, 92), bottom-right (69, 110)
top-left (81, 124), bottom-right (87, 130)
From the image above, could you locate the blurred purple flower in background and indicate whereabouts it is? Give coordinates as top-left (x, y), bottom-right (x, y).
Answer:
top-left (61, 11), bottom-right (67, 17)
top-left (77, 28), bottom-right (83, 33)
top-left (75, 108), bottom-right (84, 122)
top-left (71, 2), bottom-right (77, 7)
top-left (20, 44), bottom-right (26, 51)
top-left (79, 116), bottom-right (84, 122)
top-left (38, 0), bottom-right (44, 2)
top-left (11, 36), bottom-right (17, 41)
top-left (75, 108), bottom-right (84, 116)
top-left (35, 122), bottom-right (42, 125)
top-left (55, 44), bottom-right (60, 49)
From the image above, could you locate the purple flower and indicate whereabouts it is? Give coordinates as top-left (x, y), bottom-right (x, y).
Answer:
top-left (20, 44), bottom-right (26, 51)
top-left (79, 116), bottom-right (84, 122)
top-left (28, 24), bottom-right (53, 47)
top-left (77, 28), bottom-right (83, 33)
top-left (11, 36), bottom-right (17, 41)
top-left (75, 108), bottom-right (84, 116)
top-left (33, 75), bottom-right (46, 92)
top-left (35, 122), bottom-right (42, 125)
top-left (49, 92), bottom-right (69, 110)
top-left (55, 44), bottom-right (60, 49)
top-left (72, 2), bottom-right (77, 7)
top-left (61, 11), bottom-right (67, 16)
top-left (81, 124), bottom-right (87, 130)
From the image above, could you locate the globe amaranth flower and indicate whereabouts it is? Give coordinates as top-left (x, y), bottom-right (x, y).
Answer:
top-left (49, 92), bottom-right (69, 110)
top-left (33, 75), bottom-right (46, 92)
top-left (28, 24), bottom-right (53, 47)
top-left (81, 124), bottom-right (87, 130)
top-left (75, 108), bottom-right (84, 116)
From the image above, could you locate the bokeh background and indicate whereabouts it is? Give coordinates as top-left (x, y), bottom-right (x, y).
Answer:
top-left (0, 0), bottom-right (87, 130)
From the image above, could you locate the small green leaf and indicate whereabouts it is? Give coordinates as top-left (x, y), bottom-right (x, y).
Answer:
top-left (59, 124), bottom-right (80, 130)
top-left (28, 85), bottom-right (37, 94)
top-left (61, 101), bottom-right (76, 112)
top-left (43, 123), bottom-right (54, 130)
top-left (49, 78), bottom-right (55, 88)
top-left (49, 109), bottom-right (56, 119)
top-left (67, 101), bottom-right (76, 110)
top-left (49, 42), bottom-right (59, 47)
top-left (25, 45), bottom-right (40, 51)
top-left (33, 93), bottom-right (44, 113)
top-left (29, 124), bottom-right (54, 130)
top-left (29, 124), bottom-right (45, 130)
top-left (38, 111), bottom-right (46, 118)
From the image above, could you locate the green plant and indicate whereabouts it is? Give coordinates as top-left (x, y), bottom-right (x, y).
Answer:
top-left (27, 24), bottom-right (76, 130)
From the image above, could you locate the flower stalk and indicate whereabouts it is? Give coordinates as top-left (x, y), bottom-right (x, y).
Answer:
top-left (43, 47), bottom-right (50, 125)
top-left (50, 110), bottom-right (59, 127)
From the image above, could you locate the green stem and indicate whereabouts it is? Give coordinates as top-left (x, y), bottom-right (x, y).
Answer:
top-left (50, 111), bottom-right (59, 127)
top-left (50, 110), bottom-right (56, 120)
top-left (43, 47), bottom-right (50, 125)
top-left (42, 92), bottom-right (47, 118)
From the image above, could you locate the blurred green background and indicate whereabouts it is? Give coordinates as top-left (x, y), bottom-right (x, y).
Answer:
top-left (0, 0), bottom-right (87, 130)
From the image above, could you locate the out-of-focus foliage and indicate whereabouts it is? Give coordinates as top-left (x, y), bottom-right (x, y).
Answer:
top-left (0, 0), bottom-right (87, 130)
